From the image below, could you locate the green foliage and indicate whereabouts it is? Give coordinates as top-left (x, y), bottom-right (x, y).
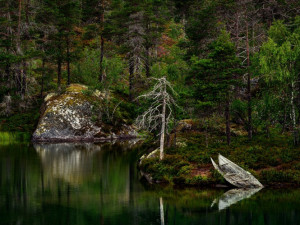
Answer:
top-left (257, 18), bottom-right (300, 143)
top-left (231, 99), bottom-right (247, 124)
top-left (73, 48), bottom-right (125, 89)
top-left (0, 107), bottom-right (40, 132)
top-left (260, 169), bottom-right (298, 184)
top-left (191, 30), bottom-right (242, 116)
top-left (140, 122), bottom-right (300, 186)
top-left (259, 19), bottom-right (300, 83)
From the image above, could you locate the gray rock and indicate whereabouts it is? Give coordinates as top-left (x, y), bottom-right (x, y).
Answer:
top-left (33, 84), bottom-right (138, 142)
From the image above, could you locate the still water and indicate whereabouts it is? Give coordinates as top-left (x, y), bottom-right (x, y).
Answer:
top-left (0, 140), bottom-right (299, 225)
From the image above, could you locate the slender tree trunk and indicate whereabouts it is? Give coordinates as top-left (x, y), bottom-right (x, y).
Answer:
top-left (99, 0), bottom-right (105, 82)
top-left (17, 0), bottom-right (22, 55)
top-left (66, 35), bottom-right (71, 85)
top-left (41, 59), bottom-right (45, 98)
top-left (160, 85), bottom-right (166, 160)
top-left (22, 0), bottom-right (30, 101)
top-left (17, 0), bottom-right (23, 95)
top-left (225, 99), bottom-right (231, 145)
top-left (145, 45), bottom-right (150, 77)
top-left (205, 118), bottom-right (209, 148)
top-left (25, 0), bottom-right (29, 23)
top-left (129, 57), bottom-right (134, 101)
top-left (21, 61), bottom-right (27, 99)
top-left (57, 58), bottom-right (61, 89)
top-left (246, 22), bottom-right (253, 140)
top-left (281, 104), bottom-right (287, 134)
top-left (173, 108), bottom-right (177, 148)
top-left (99, 36), bottom-right (105, 82)
top-left (5, 61), bottom-right (10, 82)
top-left (6, 3), bottom-right (13, 90)
top-left (291, 82), bottom-right (298, 145)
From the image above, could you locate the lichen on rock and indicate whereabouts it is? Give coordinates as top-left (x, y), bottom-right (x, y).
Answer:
top-left (33, 84), bottom-right (138, 142)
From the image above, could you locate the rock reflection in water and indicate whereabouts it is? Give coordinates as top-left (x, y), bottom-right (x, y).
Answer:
top-left (211, 188), bottom-right (262, 211)
top-left (34, 143), bottom-right (101, 184)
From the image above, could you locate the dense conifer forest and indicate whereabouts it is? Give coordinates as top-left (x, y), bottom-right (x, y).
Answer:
top-left (1, 0), bottom-right (300, 185)
top-left (0, 0), bottom-right (299, 134)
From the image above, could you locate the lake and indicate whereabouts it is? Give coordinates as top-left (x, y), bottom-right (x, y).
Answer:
top-left (0, 140), bottom-right (299, 225)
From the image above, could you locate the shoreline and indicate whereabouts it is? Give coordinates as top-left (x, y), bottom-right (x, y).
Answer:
top-left (31, 135), bottom-right (141, 143)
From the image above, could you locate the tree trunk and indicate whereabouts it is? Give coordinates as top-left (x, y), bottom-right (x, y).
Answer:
top-left (246, 21), bottom-right (252, 140)
top-left (173, 109), bottom-right (177, 148)
top-left (99, 36), bottom-right (105, 82)
top-left (145, 45), bottom-right (150, 77)
top-left (281, 104), bottom-right (287, 134)
top-left (205, 119), bottom-right (209, 148)
top-left (17, 0), bottom-right (22, 54)
top-left (225, 100), bottom-right (231, 145)
top-left (57, 58), bottom-right (61, 89)
top-left (291, 82), bottom-right (298, 145)
top-left (99, 0), bottom-right (105, 82)
top-left (129, 57), bottom-right (134, 101)
top-left (21, 61), bottom-right (27, 100)
top-left (5, 61), bottom-right (10, 82)
top-left (160, 85), bottom-right (166, 160)
top-left (16, 0), bottom-right (23, 95)
top-left (41, 59), bottom-right (45, 98)
top-left (5, 2), bottom-right (12, 91)
top-left (66, 35), bottom-right (71, 85)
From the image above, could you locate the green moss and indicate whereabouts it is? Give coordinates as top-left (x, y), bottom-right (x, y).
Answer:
top-left (65, 84), bottom-right (88, 93)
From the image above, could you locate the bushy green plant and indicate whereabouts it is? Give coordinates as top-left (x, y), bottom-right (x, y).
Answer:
top-left (260, 169), bottom-right (294, 183)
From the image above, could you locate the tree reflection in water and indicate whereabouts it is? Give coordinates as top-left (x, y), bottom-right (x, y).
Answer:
top-left (34, 143), bottom-right (101, 184)
top-left (0, 142), bottom-right (300, 225)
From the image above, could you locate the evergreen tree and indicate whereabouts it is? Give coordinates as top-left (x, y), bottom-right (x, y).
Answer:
top-left (37, 0), bottom-right (80, 89)
top-left (191, 30), bottom-right (242, 145)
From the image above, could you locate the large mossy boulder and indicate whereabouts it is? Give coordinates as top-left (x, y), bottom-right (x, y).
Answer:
top-left (32, 84), bottom-right (138, 142)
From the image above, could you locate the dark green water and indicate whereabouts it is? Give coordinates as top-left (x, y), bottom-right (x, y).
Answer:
top-left (0, 140), bottom-right (300, 225)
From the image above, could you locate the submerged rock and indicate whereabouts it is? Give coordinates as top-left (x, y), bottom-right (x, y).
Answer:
top-left (32, 84), bottom-right (138, 142)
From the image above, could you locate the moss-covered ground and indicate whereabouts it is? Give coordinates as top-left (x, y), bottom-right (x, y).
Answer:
top-left (139, 119), bottom-right (300, 187)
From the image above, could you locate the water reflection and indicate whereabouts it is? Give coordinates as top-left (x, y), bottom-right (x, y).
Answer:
top-left (211, 188), bottom-right (262, 211)
top-left (34, 143), bottom-right (101, 184)
top-left (0, 142), bottom-right (300, 225)
top-left (160, 197), bottom-right (165, 225)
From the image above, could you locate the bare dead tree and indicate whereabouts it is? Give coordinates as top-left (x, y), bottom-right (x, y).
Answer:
top-left (135, 77), bottom-right (178, 160)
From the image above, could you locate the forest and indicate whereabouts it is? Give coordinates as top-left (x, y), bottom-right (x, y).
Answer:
top-left (1, 0), bottom-right (300, 185)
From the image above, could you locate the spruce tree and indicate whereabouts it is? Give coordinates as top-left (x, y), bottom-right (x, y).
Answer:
top-left (191, 30), bottom-right (242, 145)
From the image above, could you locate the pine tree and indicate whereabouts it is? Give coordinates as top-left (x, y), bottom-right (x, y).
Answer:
top-left (191, 30), bottom-right (242, 145)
